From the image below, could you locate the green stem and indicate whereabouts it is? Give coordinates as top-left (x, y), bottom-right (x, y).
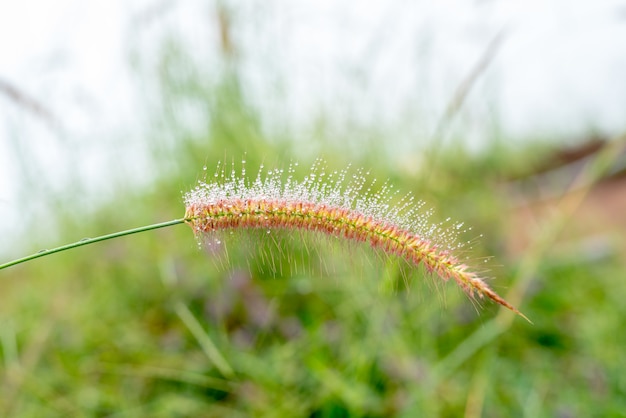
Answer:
top-left (0, 218), bottom-right (188, 271)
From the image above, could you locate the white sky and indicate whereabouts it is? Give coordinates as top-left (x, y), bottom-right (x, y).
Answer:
top-left (1, 0), bottom-right (626, 255)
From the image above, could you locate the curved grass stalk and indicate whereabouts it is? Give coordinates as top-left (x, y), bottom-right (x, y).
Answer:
top-left (0, 159), bottom-right (528, 321)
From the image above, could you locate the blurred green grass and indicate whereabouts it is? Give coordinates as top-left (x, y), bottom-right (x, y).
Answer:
top-left (2, 64), bottom-right (626, 418)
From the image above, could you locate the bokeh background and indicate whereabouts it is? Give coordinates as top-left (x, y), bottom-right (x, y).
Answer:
top-left (1, 1), bottom-right (626, 416)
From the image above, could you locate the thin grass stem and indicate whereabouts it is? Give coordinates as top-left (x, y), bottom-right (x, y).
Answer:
top-left (173, 300), bottom-right (235, 379)
top-left (0, 218), bottom-right (187, 271)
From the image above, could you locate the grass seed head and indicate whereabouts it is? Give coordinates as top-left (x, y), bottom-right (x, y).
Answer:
top-left (184, 159), bottom-right (528, 320)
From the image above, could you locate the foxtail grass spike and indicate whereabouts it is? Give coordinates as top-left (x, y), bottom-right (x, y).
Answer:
top-left (184, 159), bottom-right (529, 321)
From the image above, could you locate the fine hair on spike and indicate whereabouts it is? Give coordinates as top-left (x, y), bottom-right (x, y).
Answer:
top-left (184, 159), bottom-right (529, 321)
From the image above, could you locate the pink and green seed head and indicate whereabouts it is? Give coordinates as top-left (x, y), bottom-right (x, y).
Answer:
top-left (184, 159), bottom-right (527, 320)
